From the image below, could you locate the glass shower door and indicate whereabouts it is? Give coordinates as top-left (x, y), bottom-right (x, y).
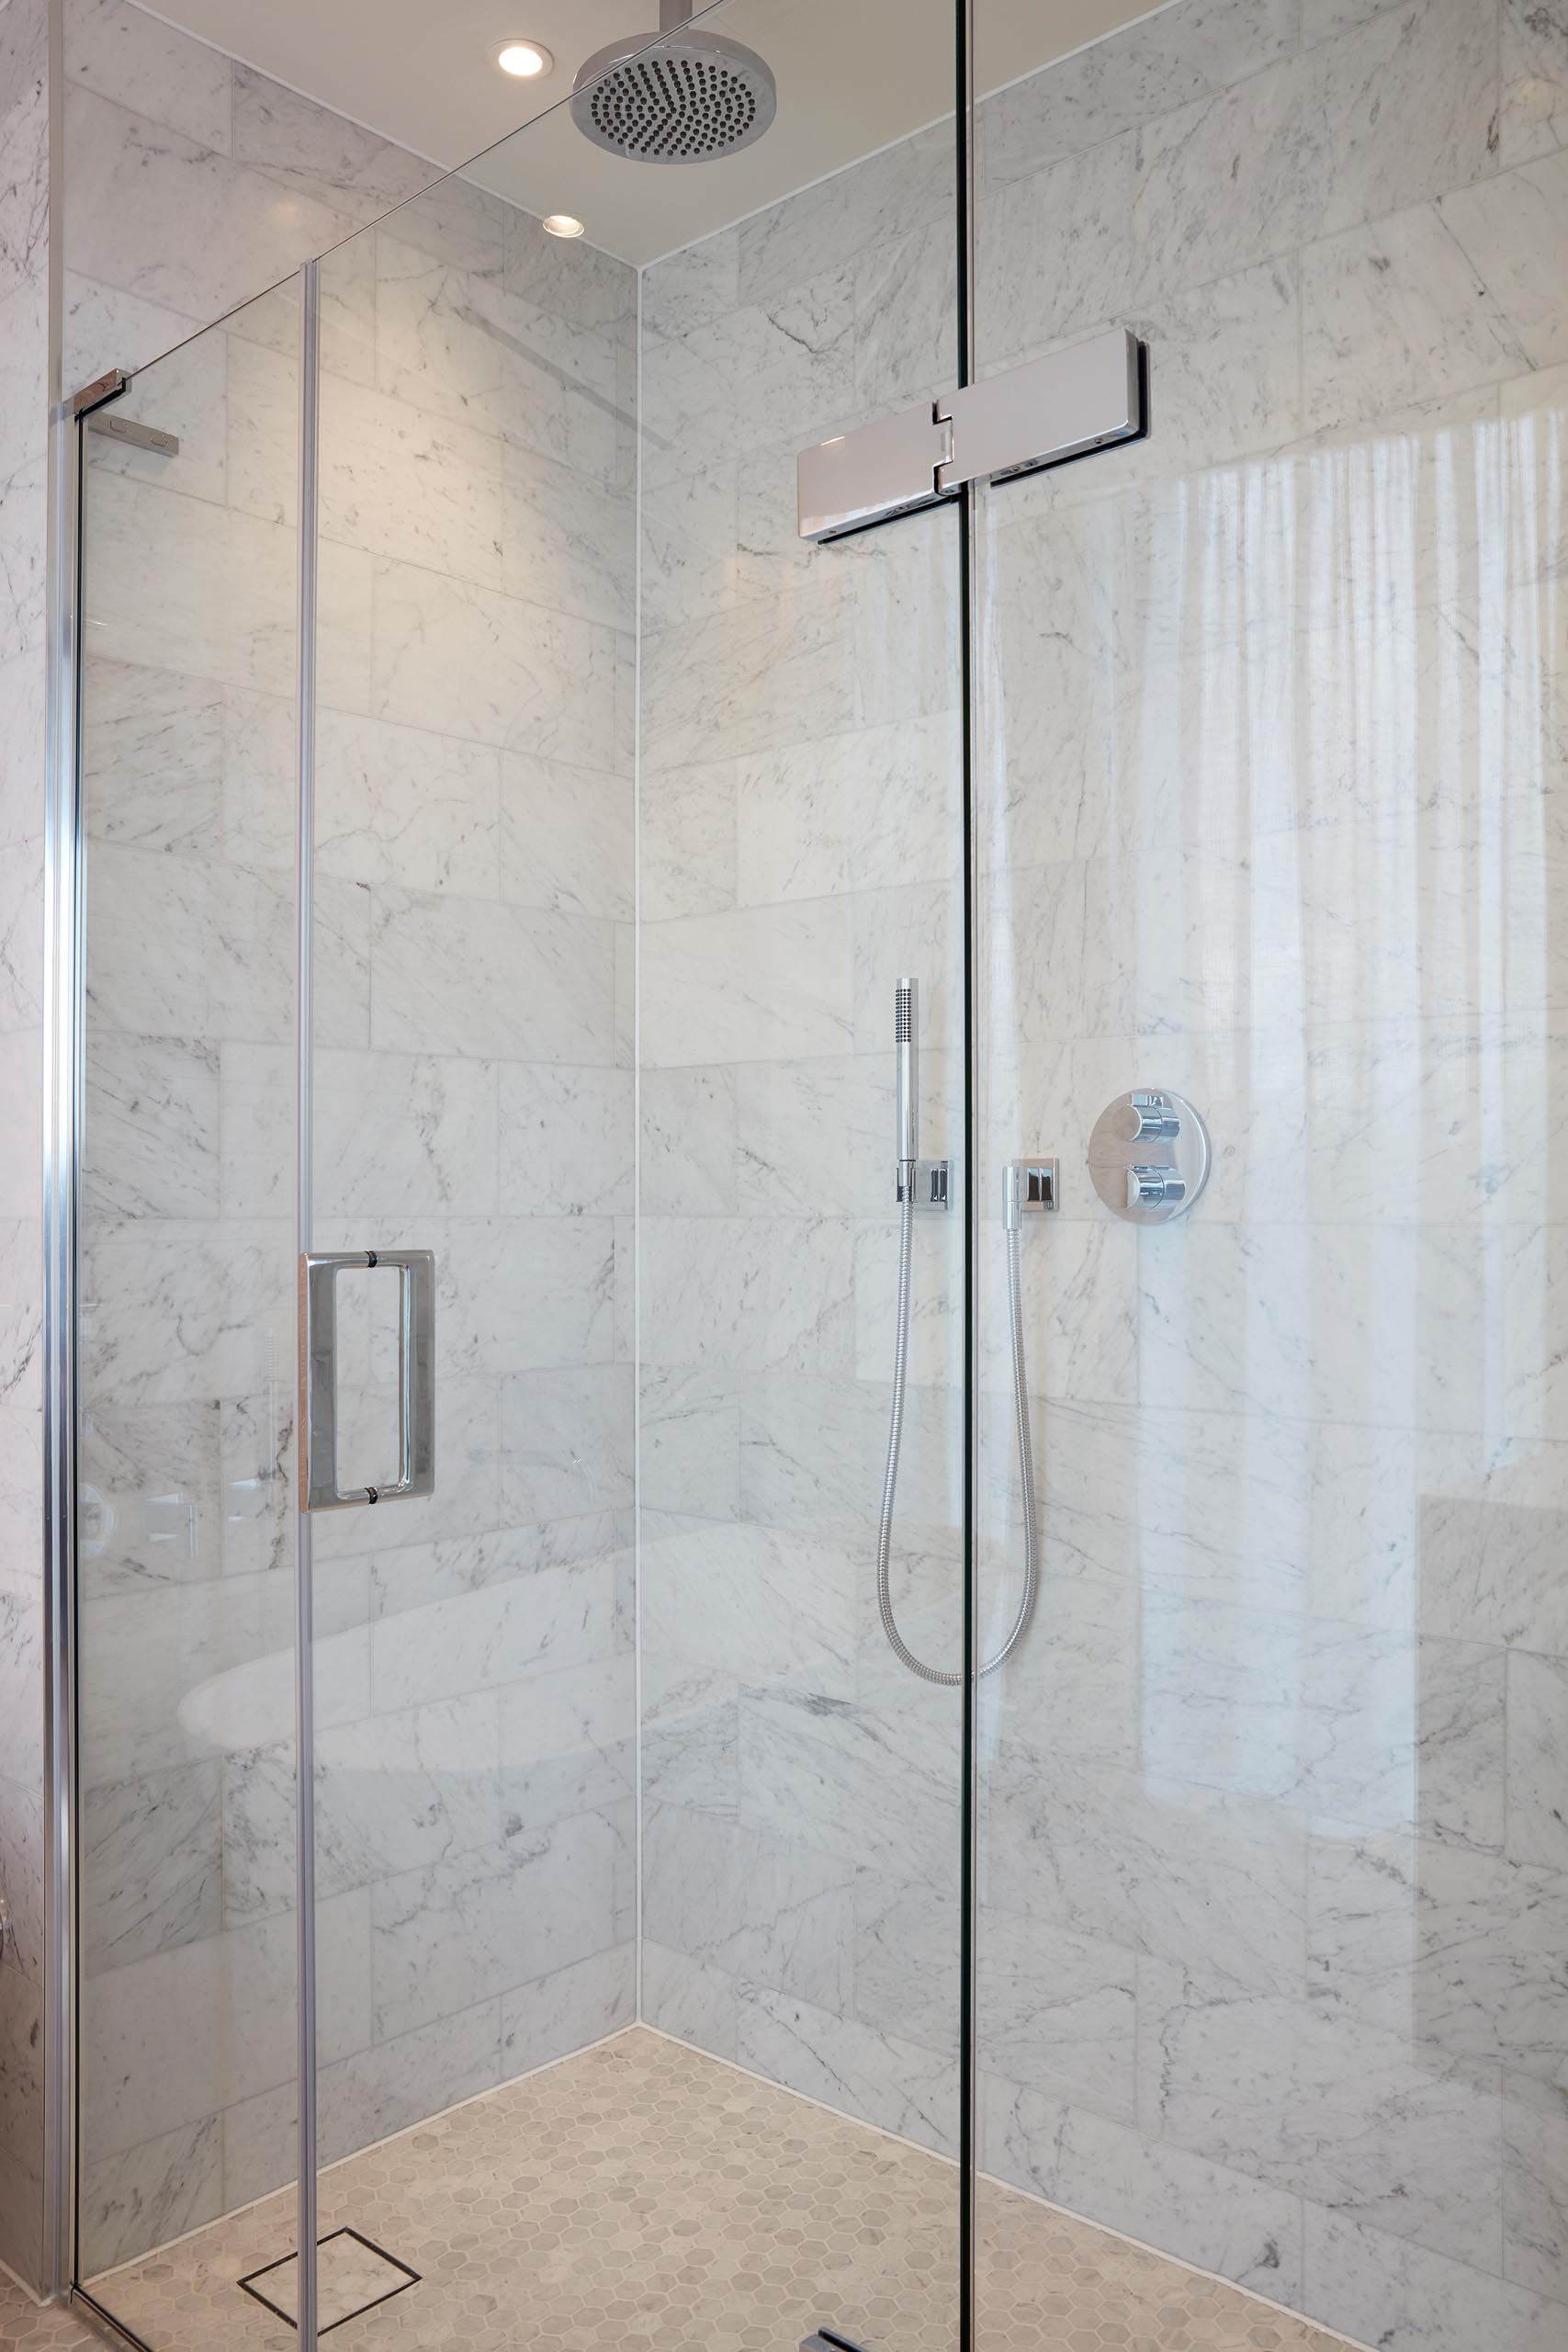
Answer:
top-left (968, 7), bottom-right (1568, 2352)
top-left (73, 277), bottom-right (309, 2342)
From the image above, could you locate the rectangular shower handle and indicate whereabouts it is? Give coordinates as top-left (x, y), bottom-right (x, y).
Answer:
top-left (299, 1250), bottom-right (435, 1510)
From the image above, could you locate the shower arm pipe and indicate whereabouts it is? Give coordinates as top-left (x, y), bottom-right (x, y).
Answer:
top-left (660, 0), bottom-right (694, 26)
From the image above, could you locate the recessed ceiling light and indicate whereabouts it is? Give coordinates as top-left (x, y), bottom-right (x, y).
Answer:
top-left (492, 37), bottom-right (552, 78)
top-left (543, 214), bottom-right (586, 240)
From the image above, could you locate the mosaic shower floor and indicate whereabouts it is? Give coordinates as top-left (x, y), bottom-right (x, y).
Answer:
top-left (51, 2030), bottom-right (1345, 2352)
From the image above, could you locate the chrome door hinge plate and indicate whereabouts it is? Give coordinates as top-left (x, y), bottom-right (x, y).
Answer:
top-left (798, 327), bottom-right (1145, 541)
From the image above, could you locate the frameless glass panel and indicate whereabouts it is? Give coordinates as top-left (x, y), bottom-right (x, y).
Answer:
top-left (304, 2), bottom-right (969, 2345)
top-left (74, 277), bottom-right (305, 2338)
top-left (970, 6), bottom-right (1568, 2352)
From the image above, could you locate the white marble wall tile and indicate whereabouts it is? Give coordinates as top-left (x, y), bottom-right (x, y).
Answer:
top-left (640, 463), bottom-right (739, 636)
top-left (84, 470), bottom-right (302, 699)
top-left (230, 64), bottom-right (437, 223)
top-left (980, 2077), bottom-right (1306, 2306)
top-left (317, 709), bottom-right (500, 899)
top-left (1137, 1955), bottom-right (1503, 2267)
top-left (369, 1809), bottom-right (621, 2041)
top-left (978, 132), bottom-right (1136, 368)
top-left (369, 1555), bottom-right (618, 1717)
top-left (1316, 0), bottom-right (1501, 240)
top-left (739, 1366), bottom-right (960, 1540)
top-left (500, 753), bottom-right (633, 922)
top-left (314, 1046), bottom-right (499, 1221)
top-left (1133, 56), bottom-right (1331, 300)
top-left (1308, 1825), bottom-right (1568, 2084)
top-left (497, 1654), bottom-right (633, 1833)
top-left (738, 1984), bottom-right (960, 2160)
top-left (1438, 152), bottom-right (1568, 373)
top-left (0, 450), bottom-right (45, 667)
top-left (415, 1213), bottom-right (610, 1382)
top-left (80, 1218), bottom-right (290, 1409)
top-left (1302, 200), bottom-right (1534, 434)
top-left (83, 1035), bottom-right (220, 1222)
top-left (640, 899), bottom-right (855, 1069)
top-left (81, 658), bottom-right (225, 856)
top-left (0, 277), bottom-right (43, 492)
top-left (502, 442), bottom-right (634, 635)
top-left (641, 574), bottom-right (862, 772)
top-left (0, 0), bottom-right (46, 316)
top-left (321, 374), bottom-right (504, 589)
top-left (642, 1518), bottom-right (858, 1700)
top-left (737, 1686), bottom-right (961, 1890)
top-left (497, 1061), bottom-right (631, 1216)
top-left (640, 1066), bottom-right (737, 1215)
top-left (1506, 1649), bottom-right (1568, 1871)
top-left (980, 0), bottom-right (1299, 183)
top-left (498, 1365), bottom-right (634, 1521)
top-left (82, 1761), bottom-right (221, 1973)
top-left (368, 889), bottom-right (613, 1064)
top-left (1504, 2072), bottom-right (1568, 2301)
top-left (1303, 2204), bottom-right (1568, 2352)
top-left (640, 1622), bottom-right (739, 1816)
top-left (499, 1943), bottom-right (634, 2075)
top-left (981, 1748), bottom-right (1308, 1997)
top-left (379, 172), bottom-right (505, 281)
top-left (220, 1996), bottom-right (504, 2211)
top-left (62, 86), bottom-right (357, 338)
top-left (637, 1370), bottom-right (740, 1519)
top-left (853, 216), bottom-right (955, 411)
top-left (370, 558), bottom-right (618, 768)
top-left (639, 759), bottom-right (737, 924)
top-left (1503, 0), bottom-right (1568, 165)
top-left (76, 1396), bottom-right (226, 1592)
top-left (642, 1804), bottom-right (856, 2014)
top-left (64, 0), bottom-right (230, 153)
top-left (734, 715), bottom-right (959, 910)
top-left (0, 1577), bottom-right (40, 1793)
top-left (78, 2112), bottom-right (224, 2278)
top-left (860, 1878), bottom-right (1137, 2119)
top-left (642, 1939), bottom-right (739, 2059)
top-left (0, 1217), bottom-right (39, 1420)
top-left (82, 1888), bottom-right (368, 2159)
top-left (502, 209), bottom-right (634, 336)
top-left (62, 267), bottom-right (200, 394)
top-left (642, 1214), bottom-right (853, 1380)
top-left (735, 120), bottom-right (953, 313)
top-left (638, 268), bottom-right (857, 494)
top-left (1134, 1591), bottom-right (1505, 1846)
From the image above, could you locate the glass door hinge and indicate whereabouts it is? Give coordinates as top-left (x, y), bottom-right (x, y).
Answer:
top-left (797, 326), bottom-right (1145, 542)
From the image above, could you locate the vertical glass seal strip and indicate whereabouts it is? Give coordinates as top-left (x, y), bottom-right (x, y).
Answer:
top-left (956, 1), bottom-right (980, 2349)
top-left (294, 258), bottom-right (321, 2352)
top-left (42, 388), bottom-right (83, 2305)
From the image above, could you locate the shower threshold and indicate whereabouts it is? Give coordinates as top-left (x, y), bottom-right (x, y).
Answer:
top-left (81, 2028), bottom-right (1352, 2352)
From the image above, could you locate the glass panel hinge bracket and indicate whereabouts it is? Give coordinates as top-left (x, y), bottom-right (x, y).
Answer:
top-left (796, 326), bottom-right (1145, 542)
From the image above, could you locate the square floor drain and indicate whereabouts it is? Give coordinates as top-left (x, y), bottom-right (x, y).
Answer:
top-left (239, 2227), bottom-right (420, 2333)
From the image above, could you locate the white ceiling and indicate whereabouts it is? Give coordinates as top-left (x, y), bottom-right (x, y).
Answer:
top-left (136, 0), bottom-right (1154, 264)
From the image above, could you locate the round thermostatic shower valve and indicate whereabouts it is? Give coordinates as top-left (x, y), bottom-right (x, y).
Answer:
top-left (1088, 1089), bottom-right (1210, 1224)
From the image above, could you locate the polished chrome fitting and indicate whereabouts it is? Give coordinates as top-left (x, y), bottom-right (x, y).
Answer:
top-left (1003, 1159), bottom-right (1059, 1229)
top-left (897, 1158), bottom-right (951, 1210)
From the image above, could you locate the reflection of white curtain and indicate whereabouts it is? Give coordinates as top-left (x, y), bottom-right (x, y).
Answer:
top-left (977, 392), bottom-right (1563, 1801)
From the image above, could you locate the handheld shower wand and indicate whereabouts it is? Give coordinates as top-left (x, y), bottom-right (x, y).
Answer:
top-left (895, 978), bottom-right (919, 1188)
top-left (875, 979), bottom-right (1040, 1686)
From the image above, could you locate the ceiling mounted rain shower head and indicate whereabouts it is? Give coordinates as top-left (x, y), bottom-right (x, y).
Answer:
top-left (570, 0), bottom-right (776, 164)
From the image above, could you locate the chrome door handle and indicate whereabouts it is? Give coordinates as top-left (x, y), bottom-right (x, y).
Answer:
top-left (300, 1250), bottom-right (434, 1510)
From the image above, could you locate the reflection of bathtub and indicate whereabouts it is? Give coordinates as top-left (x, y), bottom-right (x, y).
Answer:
top-left (179, 1623), bottom-right (369, 1752)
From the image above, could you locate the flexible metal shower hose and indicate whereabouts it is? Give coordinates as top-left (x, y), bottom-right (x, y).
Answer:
top-left (876, 1193), bottom-right (1039, 1685)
